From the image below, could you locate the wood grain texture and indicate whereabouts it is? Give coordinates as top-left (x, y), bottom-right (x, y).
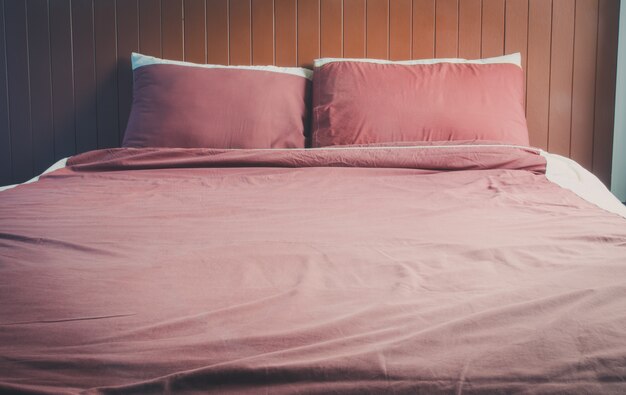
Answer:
top-left (435, 0), bottom-right (458, 58)
top-left (72, 0), bottom-right (98, 153)
top-left (230, 0), bottom-right (252, 64)
top-left (389, 0), bottom-right (411, 60)
top-left (184, 0), bottom-right (206, 63)
top-left (570, 0), bottom-right (598, 170)
top-left (593, 0), bottom-right (620, 186)
top-left (481, 0), bottom-right (504, 57)
top-left (412, 0), bottom-right (435, 59)
top-left (4, 0), bottom-right (31, 182)
top-left (50, 0), bottom-right (76, 158)
top-left (343, 0), bottom-right (365, 58)
top-left (26, 0), bottom-right (54, 174)
top-left (162, 0), bottom-right (184, 60)
top-left (366, 0), bottom-right (388, 59)
top-left (117, 0), bottom-right (139, 143)
top-left (526, 0), bottom-right (551, 150)
top-left (206, 0), bottom-right (229, 64)
top-left (547, 0), bottom-right (574, 156)
top-left (275, 0), bottom-right (297, 65)
top-left (94, 0), bottom-right (118, 149)
top-left (139, 0), bottom-right (162, 57)
top-left (504, 0), bottom-right (528, 73)
top-left (252, 0), bottom-right (274, 64)
top-left (0, 0), bottom-right (620, 185)
top-left (0, 0), bottom-right (12, 186)
top-left (458, 0), bottom-right (481, 59)
top-left (320, 0), bottom-right (342, 58)
top-left (297, 0), bottom-right (320, 67)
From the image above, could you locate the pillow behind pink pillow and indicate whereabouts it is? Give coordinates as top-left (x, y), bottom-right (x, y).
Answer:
top-left (123, 53), bottom-right (312, 149)
top-left (312, 54), bottom-right (529, 147)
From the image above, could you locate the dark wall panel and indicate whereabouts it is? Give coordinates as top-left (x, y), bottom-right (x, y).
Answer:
top-left (0, 0), bottom-right (12, 186)
top-left (26, 0), bottom-right (54, 174)
top-left (0, 0), bottom-right (621, 186)
top-left (5, 1), bottom-right (33, 183)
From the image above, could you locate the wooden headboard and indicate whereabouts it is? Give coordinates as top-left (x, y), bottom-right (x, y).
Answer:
top-left (0, 0), bottom-right (620, 186)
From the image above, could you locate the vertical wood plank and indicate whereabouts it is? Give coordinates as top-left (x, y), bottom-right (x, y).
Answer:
top-left (297, 0), bottom-right (319, 67)
top-left (570, 0), bottom-right (598, 170)
top-left (481, 0), bottom-right (504, 57)
top-left (320, 0), bottom-right (342, 58)
top-left (162, 0), bottom-right (183, 60)
top-left (26, 0), bottom-right (54, 174)
top-left (49, 0), bottom-right (76, 159)
top-left (412, 0), bottom-right (434, 59)
top-left (206, 0), bottom-right (229, 64)
top-left (435, 0), bottom-right (458, 58)
top-left (5, 0), bottom-right (33, 182)
top-left (95, 0), bottom-right (119, 148)
top-left (458, 0), bottom-right (481, 59)
top-left (593, 0), bottom-right (620, 186)
top-left (389, 0), bottom-right (411, 60)
top-left (252, 0), bottom-right (274, 64)
top-left (366, 0), bottom-right (388, 59)
top-left (547, 0), bottom-right (574, 156)
top-left (343, 0), bottom-right (365, 58)
top-left (117, 0), bottom-right (139, 143)
top-left (184, 0), bottom-right (206, 63)
top-left (72, 0), bottom-right (98, 153)
top-left (275, 0), bottom-right (297, 65)
top-left (229, 0), bottom-right (251, 64)
top-left (0, 0), bottom-right (12, 185)
top-left (139, 0), bottom-right (162, 57)
top-left (505, 0), bottom-right (528, 98)
top-left (526, 0), bottom-right (551, 149)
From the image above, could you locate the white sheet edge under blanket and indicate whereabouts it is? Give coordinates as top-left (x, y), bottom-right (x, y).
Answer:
top-left (540, 150), bottom-right (626, 219)
top-left (1, 148), bottom-right (624, 219)
top-left (0, 157), bottom-right (68, 193)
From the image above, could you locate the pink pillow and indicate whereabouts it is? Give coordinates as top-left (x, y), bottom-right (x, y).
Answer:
top-left (123, 53), bottom-right (312, 149)
top-left (312, 54), bottom-right (529, 147)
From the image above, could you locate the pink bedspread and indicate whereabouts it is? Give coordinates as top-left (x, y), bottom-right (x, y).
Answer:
top-left (1, 144), bottom-right (625, 394)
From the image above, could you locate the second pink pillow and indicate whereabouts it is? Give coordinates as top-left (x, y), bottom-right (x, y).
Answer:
top-left (312, 54), bottom-right (529, 147)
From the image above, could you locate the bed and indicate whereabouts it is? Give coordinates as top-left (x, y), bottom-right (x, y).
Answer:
top-left (1, 52), bottom-right (625, 394)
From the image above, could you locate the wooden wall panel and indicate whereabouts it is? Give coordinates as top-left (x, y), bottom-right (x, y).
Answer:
top-left (117, 0), bottom-right (139, 144)
top-left (94, 0), bottom-right (118, 149)
top-left (27, 0), bottom-right (54, 174)
top-left (206, 0), bottom-right (229, 64)
top-left (0, 0), bottom-right (12, 186)
top-left (0, 0), bottom-right (621, 186)
top-left (547, 0), bottom-right (574, 157)
top-left (412, 0), bottom-right (435, 59)
top-left (593, 0), bottom-right (620, 186)
top-left (570, 0), bottom-right (598, 170)
top-left (230, 0), bottom-right (251, 64)
top-left (435, 0), bottom-right (458, 58)
top-left (343, 0), bottom-right (365, 58)
top-left (320, 0), bottom-right (342, 58)
top-left (297, 0), bottom-right (320, 68)
top-left (481, 0), bottom-right (504, 57)
top-left (184, 0), bottom-right (207, 63)
top-left (458, 0), bottom-right (481, 59)
top-left (73, 0), bottom-right (98, 154)
top-left (139, 0), bottom-right (162, 57)
top-left (162, 0), bottom-right (184, 60)
top-left (252, 0), bottom-right (274, 65)
top-left (389, 0), bottom-right (411, 60)
top-left (5, 1), bottom-right (33, 182)
top-left (366, 0), bottom-right (388, 59)
top-left (504, 0), bottom-right (528, 91)
top-left (275, 0), bottom-right (297, 66)
top-left (526, 0), bottom-right (551, 150)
